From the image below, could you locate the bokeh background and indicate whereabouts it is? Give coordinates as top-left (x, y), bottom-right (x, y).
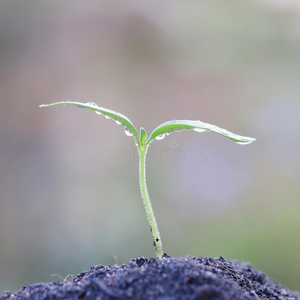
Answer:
top-left (1, 0), bottom-right (300, 293)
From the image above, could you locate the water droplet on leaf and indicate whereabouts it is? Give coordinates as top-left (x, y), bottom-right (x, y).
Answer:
top-left (86, 102), bottom-right (97, 106)
top-left (116, 120), bottom-right (122, 125)
top-left (105, 115), bottom-right (112, 119)
top-left (156, 134), bottom-right (165, 140)
top-left (86, 102), bottom-right (101, 114)
top-left (193, 128), bottom-right (207, 133)
top-left (124, 127), bottom-right (133, 136)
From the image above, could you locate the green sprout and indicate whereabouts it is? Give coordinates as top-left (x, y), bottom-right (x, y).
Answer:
top-left (40, 101), bottom-right (256, 259)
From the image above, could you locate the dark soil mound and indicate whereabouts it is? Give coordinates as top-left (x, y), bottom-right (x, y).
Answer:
top-left (1, 255), bottom-right (299, 300)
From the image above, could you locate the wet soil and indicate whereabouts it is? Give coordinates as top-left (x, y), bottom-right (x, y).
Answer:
top-left (1, 255), bottom-right (299, 300)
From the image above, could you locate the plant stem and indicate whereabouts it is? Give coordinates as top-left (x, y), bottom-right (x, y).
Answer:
top-left (138, 145), bottom-right (164, 259)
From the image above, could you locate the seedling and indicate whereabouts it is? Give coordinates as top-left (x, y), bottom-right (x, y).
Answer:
top-left (40, 101), bottom-right (256, 259)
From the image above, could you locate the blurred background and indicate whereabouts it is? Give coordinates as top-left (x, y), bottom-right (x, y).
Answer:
top-left (1, 0), bottom-right (300, 293)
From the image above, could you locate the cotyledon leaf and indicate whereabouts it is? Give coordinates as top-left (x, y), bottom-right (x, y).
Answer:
top-left (146, 120), bottom-right (256, 146)
top-left (39, 101), bottom-right (140, 145)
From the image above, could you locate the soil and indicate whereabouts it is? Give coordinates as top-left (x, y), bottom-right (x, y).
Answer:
top-left (1, 255), bottom-right (299, 300)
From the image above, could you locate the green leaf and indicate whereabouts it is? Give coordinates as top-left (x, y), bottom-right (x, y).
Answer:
top-left (146, 120), bottom-right (256, 146)
top-left (140, 127), bottom-right (147, 145)
top-left (39, 101), bottom-right (140, 145)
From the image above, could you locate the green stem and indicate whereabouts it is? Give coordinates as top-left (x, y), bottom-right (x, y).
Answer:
top-left (138, 145), bottom-right (164, 259)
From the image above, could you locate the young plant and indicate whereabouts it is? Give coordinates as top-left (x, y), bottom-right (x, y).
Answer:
top-left (40, 101), bottom-right (256, 259)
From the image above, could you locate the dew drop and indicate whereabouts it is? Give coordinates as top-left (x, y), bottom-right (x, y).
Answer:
top-left (116, 120), bottom-right (122, 125)
top-left (166, 132), bottom-right (171, 136)
top-left (193, 128), bottom-right (207, 133)
top-left (105, 115), bottom-right (112, 120)
top-left (86, 102), bottom-right (101, 114)
top-left (156, 134), bottom-right (165, 140)
top-left (124, 127), bottom-right (133, 136)
top-left (86, 102), bottom-right (97, 106)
